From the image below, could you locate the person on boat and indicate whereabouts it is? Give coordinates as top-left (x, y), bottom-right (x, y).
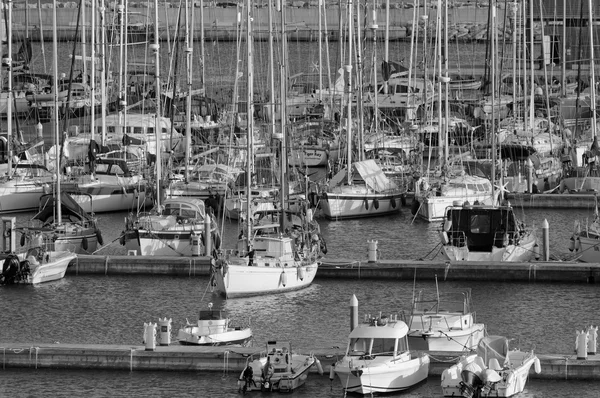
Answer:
top-left (245, 244), bottom-right (255, 266)
top-left (262, 357), bottom-right (275, 387)
top-left (240, 364), bottom-right (256, 392)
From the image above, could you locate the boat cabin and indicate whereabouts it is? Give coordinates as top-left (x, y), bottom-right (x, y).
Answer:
top-left (266, 341), bottom-right (293, 374)
top-left (161, 198), bottom-right (207, 221)
top-left (346, 316), bottom-right (410, 359)
top-left (443, 204), bottom-right (520, 252)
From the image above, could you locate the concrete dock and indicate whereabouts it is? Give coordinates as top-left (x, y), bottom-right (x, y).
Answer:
top-left (67, 255), bottom-right (600, 284)
top-left (506, 193), bottom-right (598, 209)
top-left (1, 343), bottom-right (599, 380)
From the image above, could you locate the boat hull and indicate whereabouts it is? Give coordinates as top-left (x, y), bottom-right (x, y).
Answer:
top-left (442, 236), bottom-right (537, 262)
top-left (320, 192), bottom-right (402, 220)
top-left (68, 185), bottom-right (152, 213)
top-left (214, 260), bottom-right (318, 298)
top-left (240, 354), bottom-right (315, 392)
top-left (335, 354), bottom-right (430, 394)
top-left (27, 251), bottom-right (76, 284)
top-left (416, 193), bottom-right (495, 222)
top-left (125, 229), bottom-right (208, 257)
top-left (408, 325), bottom-right (485, 351)
top-left (0, 185), bottom-right (47, 213)
top-left (177, 328), bottom-right (252, 346)
top-left (288, 146), bottom-right (340, 167)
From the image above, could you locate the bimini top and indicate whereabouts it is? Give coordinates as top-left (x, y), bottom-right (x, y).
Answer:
top-left (349, 320), bottom-right (409, 339)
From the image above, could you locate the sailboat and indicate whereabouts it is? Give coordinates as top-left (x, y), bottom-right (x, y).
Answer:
top-left (0, 0), bottom-right (77, 285)
top-left (317, 1), bottom-right (404, 220)
top-left (437, 0), bottom-right (536, 263)
top-left (121, 0), bottom-right (220, 257)
top-left (212, 0), bottom-right (323, 299)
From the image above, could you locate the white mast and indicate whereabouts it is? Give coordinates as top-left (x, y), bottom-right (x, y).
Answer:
top-left (245, 0), bottom-right (254, 244)
top-left (152, 0), bottom-right (162, 208)
top-left (100, 0), bottom-right (107, 145)
top-left (588, 0), bottom-right (597, 140)
top-left (52, 0), bottom-right (62, 223)
top-left (90, 0), bottom-right (96, 144)
top-left (345, 0), bottom-right (353, 185)
top-left (184, 0), bottom-right (194, 183)
top-left (370, 0), bottom-right (378, 135)
top-left (6, 0), bottom-right (12, 176)
top-left (268, 0), bottom-right (275, 138)
top-left (199, 0), bottom-right (205, 96)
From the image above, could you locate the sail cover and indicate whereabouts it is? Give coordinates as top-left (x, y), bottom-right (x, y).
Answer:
top-left (329, 160), bottom-right (397, 192)
top-left (354, 160), bottom-right (397, 192)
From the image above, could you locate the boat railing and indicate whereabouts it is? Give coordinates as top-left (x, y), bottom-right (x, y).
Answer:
top-left (447, 230), bottom-right (468, 247)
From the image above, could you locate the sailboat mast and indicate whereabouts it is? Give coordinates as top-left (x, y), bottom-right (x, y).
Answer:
top-left (436, 0), bottom-right (443, 170)
top-left (245, 0), bottom-right (254, 244)
top-left (371, 1), bottom-right (378, 135)
top-left (90, 0), bottom-right (95, 143)
top-left (279, 0), bottom-right (288, 223)
top-left (99, 0), bottom-right (107, 145)
top-left (268, 0), bottom-right (275, 140)
top-left (184, 0), bottom-right (194, 183)
top-left (6, 0), bottom-right (12, 176)
top-left (152, 0), bottom-right (162, 208)
top-left (588, 0), bottom-right (597, 139)
top-left (491, 0), bottom-right (496, 192)
top-left (346, 0), bottom-right (353, 185)
top-left (199, 0), bottom-right (205, 95)
top-left (52, 0), bottom-right (62, 223)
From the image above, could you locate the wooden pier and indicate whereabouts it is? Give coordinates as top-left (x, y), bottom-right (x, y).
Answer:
top-left (1, 343), bottom-right (599, 380)
top-left (67, 255), bottom-right (600, 284)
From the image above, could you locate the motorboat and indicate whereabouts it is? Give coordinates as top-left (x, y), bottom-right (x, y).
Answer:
top-left (569, 212), bottom-right (600, 263)
top-left (319, 159), bottom-right (404, 220)
top-left (439, 201), bottom-right (537, 262)
top-left (406, 288), bottom-right (485, 351)
top-left (177, 303), bottom-right (252, 346)
top-left (237, 340), bottom-right (322, 393)
top-left (288, 120), bottom-right (342, 168)
top-left (441, 335), bottom-right (541, 397)
top-left (0, 164), bottom-right (54, 213)
top-left (334, 313), bottom-right (430, 394)
top-left (122, 197), bottom-right (220, 256)
top-left (1, 248), bottom-right (76, 285)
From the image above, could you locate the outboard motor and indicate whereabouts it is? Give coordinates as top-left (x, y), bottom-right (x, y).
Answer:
top-left (459, 370), bottom-right (483, 398)
top-left (1, 255), bottom-right (22, 285)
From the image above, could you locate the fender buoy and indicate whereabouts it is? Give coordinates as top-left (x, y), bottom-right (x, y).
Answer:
top-left (20, 234), bottom-right (26, 247)
top-left (308, 191), bottom-right (318, 208)
top-left (297, 266), bottom-right (305, 281)
top-left (439, 231), bottom-right (449, 245)
top-left (401, 194), bottom-right (407, 207)
top-left (315, 358), bottom-right (324, 375)
top-left (364, 198), bottom-right (369, 210)
top-left (411, 200), bottom-right (419, 215)
top-left (575, 237), bottom-right (581, 251)
top-left (391, 197), bottom-right (396, 208)
top-left (96, 230), bottom-right (104, 246)
top-left (82, 237), bottom-right (89, 251)
top-left (329, 364), bottom-right (335, 380)
top-left (373, 198), bottom-right (379, 210)
top-left (569, 236), bottom-right (575, 252)
top-left (319, 235), bottom-right (328, 255)
top-left (280, 271), bottom-right (287, 287)
top-left (534, 357), bottom-right (541, 374)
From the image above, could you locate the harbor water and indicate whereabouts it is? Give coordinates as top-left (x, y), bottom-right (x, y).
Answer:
top-left (2, 207), bottom-right (600, 396)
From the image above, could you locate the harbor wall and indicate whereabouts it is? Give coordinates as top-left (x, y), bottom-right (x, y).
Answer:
top-left (10, 6), bottom-right (501, 41)
top-left (1, 343), bottom-right (599, 380)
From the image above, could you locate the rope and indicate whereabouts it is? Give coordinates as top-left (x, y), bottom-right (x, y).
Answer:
top-left (92, 232), bottom-right (125, 254)
top-left (222, 350), bottom-right (230, 378)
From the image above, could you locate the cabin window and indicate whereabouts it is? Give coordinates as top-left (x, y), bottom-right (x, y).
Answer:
top-left (111, 165), bottom-right (125, 175)
top-left (371, 338), bottom-right (396, 355)
top-left (349, 338), bottom-right (369, 354)
top-left (133, 127), bottom-right (144, 135)
top-left (147, 127), bottom-right (154, 134)
top-left (470, 214), bottom-right (491, 234)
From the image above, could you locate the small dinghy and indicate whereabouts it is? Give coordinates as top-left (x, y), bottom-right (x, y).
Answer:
top-left (441, 335), bottom-right (541, 397)
top-left (176, 303), bottom-right (252, 346)
top-left (237, 340), bottom-right (323, 393)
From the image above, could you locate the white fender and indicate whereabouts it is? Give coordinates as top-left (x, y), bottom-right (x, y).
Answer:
top-left (569, 236), bottom-right (575, 252)
top-left (329, 364), bottom-right (335, 380)
top-left (280, 271), bottom-right (287, 287)
top-left (439, 230), bottom-right (449, 245)
top-left (534, 357), bottom-right (541, 374)
top-left (315, 358), bottom-right (324, 375)
top-left (297, 266), bottom-right (305, 281)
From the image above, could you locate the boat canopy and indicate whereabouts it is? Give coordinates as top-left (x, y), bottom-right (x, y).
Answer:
top-left (349, 321), bottom-right (408, 339)
top-left (329, 159), bottom-right (398, 192)
top-left (199, 310), bottom-right (226, 320)
top-left (34, 192), bottom-right (94, 224)
top-left (162, 198), bottom-right (207, 218)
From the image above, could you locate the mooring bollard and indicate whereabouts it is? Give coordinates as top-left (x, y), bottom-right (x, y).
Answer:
top-left (588, 325), bottom-right (598, 355)
top-left (542, 219), bottom-right (550, 261)
top-left (157, 318), bottom-right (172, 346)
top-left (576, 330), bottom-right (588, 360)
top-left (144, 322), bottom-right (157, 351)
top-left (367, 240), bottom-right (378, 263)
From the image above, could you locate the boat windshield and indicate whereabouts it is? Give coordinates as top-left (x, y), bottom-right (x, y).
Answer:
top-left (348, 337), bottom-right (407, 356)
